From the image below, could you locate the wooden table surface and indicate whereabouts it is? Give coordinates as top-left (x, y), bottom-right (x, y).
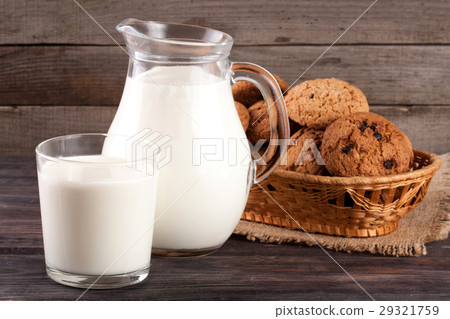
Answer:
top-left (1, 156), bottom-right (449, 301)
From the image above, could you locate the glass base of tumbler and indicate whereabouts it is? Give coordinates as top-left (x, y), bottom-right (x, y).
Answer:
top-left (152, 245), bottom-right (222, 257)
top-left (46, 264), bottom-right (149, 289)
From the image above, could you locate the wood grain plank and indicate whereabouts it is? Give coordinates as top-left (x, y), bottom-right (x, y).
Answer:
top-left (0, 106), bottom-right (117, 156)
top-left (1, 157), bottom-right (449, 300)
top-left (0, 46), bottom-right (127, 106)
top-left (0, 105), bottom-right (449, 156)
top-left (1, 0), bottom-right (450, 45)
top-left (232, 46), bottom-right (450, 106)
top-left (0, 238), bottom-right (449, 300)
top-left (1, 45), bottom-right (450, 106)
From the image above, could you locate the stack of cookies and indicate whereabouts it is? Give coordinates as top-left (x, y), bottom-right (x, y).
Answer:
top-left (233, 76), bottom-right (414, 177)
top-left (233, 74), bottom-right (289, 146)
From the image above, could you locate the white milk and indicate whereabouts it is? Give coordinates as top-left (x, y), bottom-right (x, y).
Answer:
top-left (107, 66), bottom-right (252, 250)
top-left (38, 156), bottom-right (157, 275)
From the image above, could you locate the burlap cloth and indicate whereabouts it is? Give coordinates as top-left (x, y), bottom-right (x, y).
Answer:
top-left (234, 153), bottom-right (450, 257)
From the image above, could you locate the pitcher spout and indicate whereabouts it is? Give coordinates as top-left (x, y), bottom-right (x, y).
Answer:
top-left (116, 18), bottom-right (155, 61)
top-left (116, 18), bottom-right (148, 43)
top-left (116, 18), bottom-right (233, 62)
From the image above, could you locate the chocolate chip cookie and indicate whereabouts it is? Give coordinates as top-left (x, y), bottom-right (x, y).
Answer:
top-left (235, 101), bottom-right (250, 131)
top-left (279, 128), bottom-right (325, 175)
top-left (321, 112), bottom-right (414, 176)
top-left (285, 78), bottom-right (369, 129)
top-left (233, 74), bottom-right (289, 107)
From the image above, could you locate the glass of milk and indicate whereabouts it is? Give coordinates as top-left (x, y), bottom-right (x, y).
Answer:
top-left (36, 133), bottom-right (160, 289)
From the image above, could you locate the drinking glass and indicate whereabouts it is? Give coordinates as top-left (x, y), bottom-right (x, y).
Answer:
top-left (36, 133), bottom-right (160, 289)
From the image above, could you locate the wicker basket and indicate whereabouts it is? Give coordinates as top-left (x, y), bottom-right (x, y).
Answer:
top-left (242, 149), bottom-right (441, 237)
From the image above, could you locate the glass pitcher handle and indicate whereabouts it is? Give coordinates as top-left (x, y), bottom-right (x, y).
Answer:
top-left (231, 62), bottom-right (290, 184)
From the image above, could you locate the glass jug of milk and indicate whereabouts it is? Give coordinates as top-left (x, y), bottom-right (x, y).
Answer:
top-left (107, 19), bottom-right (290, 256)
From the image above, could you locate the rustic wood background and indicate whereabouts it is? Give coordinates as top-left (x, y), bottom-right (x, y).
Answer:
top-left (1, 0), bottom-right (449, 155)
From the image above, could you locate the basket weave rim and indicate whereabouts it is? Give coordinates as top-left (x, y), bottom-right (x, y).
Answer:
top-left (272, 148), bottom-right (441, 186)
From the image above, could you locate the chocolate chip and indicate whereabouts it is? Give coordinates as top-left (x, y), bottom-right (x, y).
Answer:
top-left (342, 145), bottom-right (353, 154)
top-left (373, 132), bottom-right (382, 141)
top-left (310, 93), bottom-right (314, 98)
top-left (384, 160), bottom-right (393, 170)
top-left (370, 123), bottom-right (377, 131)
top-left (359, 121), bottom-right (368, 132)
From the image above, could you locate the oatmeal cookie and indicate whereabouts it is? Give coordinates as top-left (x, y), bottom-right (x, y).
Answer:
top-left (246, 100), bottom-right (278, 146)
top-left (235, 101), bottom-right (250, 131)
top-left (285, 78), bottom-right (369, 129)
top-left (232, 74), bottom-right (289, 107)
top-left (279, 128), bottom-right (325, 175)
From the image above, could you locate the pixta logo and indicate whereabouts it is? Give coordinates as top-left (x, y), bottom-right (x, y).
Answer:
top-left (126, 129), bottom-right (172, 175)
top-left (191, 137), bottom-right (325, 167)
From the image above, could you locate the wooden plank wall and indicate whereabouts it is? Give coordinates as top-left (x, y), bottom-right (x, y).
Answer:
top-left (0, 0), bottom-right (449, 155)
